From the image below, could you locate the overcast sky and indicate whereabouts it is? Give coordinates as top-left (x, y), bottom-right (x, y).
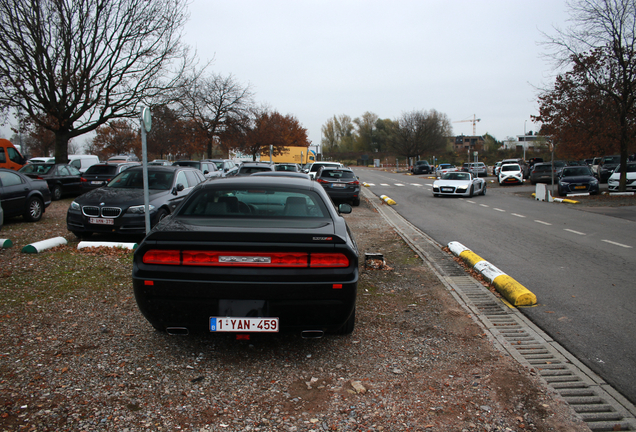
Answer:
top-left (2, 0), bottom-right (572, 151)
top-left (184, 0), bottom-right (571, 148)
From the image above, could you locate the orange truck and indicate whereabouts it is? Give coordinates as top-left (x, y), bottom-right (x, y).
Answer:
top-left (0, 138), bottom-right (27, 170)
top-left (260, 146), bottom-right (316, 166)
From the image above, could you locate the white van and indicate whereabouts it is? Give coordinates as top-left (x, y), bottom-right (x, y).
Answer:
top-left (68, 155), bottom-right (100, 173)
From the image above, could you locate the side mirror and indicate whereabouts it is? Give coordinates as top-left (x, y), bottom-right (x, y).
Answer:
top-left (338, 203), bottom-right (352, 214)
top-left (172, 183), bottom-right (185, 195)
top-left (203, 170), bottom-right (209, 175)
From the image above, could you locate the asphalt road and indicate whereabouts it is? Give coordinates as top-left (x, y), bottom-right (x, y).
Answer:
top-left (353, 167), bottom-right (636, 405)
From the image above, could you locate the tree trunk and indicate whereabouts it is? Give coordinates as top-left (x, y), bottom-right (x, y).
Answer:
top-left (54, 130), bottom-right (70, 164)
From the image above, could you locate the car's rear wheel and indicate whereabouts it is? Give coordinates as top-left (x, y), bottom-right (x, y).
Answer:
top-left (24, 196), bottom-right (44, 222)
top-left (352, 197), bottom-right (360, 206)
top-left (481, 183), bottom-right (487, 195)
top-left (51, 184), bottom-right (62, 201)
top-left (469, 185), bottom-right (474, 197)
top-left (334, 308), bottom-right (356, 335)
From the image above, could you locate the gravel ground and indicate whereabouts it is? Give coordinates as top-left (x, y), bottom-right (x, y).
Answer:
top-left (0, 196), bottom-right (590, 432)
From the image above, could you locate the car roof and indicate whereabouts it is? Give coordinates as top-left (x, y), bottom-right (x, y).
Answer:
top-left (198, 174), bottom-right (315, 189)
top-left (251, 171), bottom-right (310, 179)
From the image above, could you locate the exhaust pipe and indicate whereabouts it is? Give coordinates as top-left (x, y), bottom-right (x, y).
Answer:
top-left (166, 327), bottom-right (189, 336)
top-left (301, 330), bottom-right (324, 339)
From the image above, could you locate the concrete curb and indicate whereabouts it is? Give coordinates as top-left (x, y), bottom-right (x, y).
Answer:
top-left (380, 195), bottom-right (396, 205)
top-left (448, 241), bottom-right (537, 307)
top-left (21, 236), bottom-right (68, 254)
top-left (531, 192), bottom-right (580, 204)
top-left (77, 241), bottom-right (138, 250)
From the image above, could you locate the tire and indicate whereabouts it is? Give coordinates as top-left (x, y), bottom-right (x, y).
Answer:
top-left (24, 196), bottom-right (44, 222)
top-left (51, 184), bottom-right (62, 201)
top-left (468, 185), bottom-right (474, 197)
top-left (433, 193), bottom-right (439, 197)
top-left (72, 231), bottom-right (93, 240)
top-left (334, 307), bottom-right (355, 335)
top-left (152, 208), bottom-right (169, 227)
top-left (481, 183), bottom-right (487, 195)
top-left (352, 197), bottom-right (360, 206)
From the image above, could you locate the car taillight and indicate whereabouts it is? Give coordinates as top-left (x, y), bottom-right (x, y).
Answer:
top-left (142, 249), bottom-right (180, 265)
top-left (316, 178), bottom-right (329, 184)
top-left (310, 253), bottom-right (349, 268)
top-left (80, 177), bottom-right (88, 183)
top-left (182, 251), bottom-right (308, 267)
top-left (142, 250), bottom-right (350, 268)
top-left (348, 180), bottom-right (360, 185)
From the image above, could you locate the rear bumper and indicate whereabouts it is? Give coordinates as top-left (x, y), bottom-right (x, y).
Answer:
top-left (133, 278), bottom-right (357, 333)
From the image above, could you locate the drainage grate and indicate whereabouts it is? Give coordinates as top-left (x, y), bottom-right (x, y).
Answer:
top-left (363, 188), bottom-right (636, 431)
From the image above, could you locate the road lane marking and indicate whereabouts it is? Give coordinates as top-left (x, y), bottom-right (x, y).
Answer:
top-left (602, 240), bottom-right (633, 248)
top-left (493, 208), bottom-right (505, 212)
top-left (411, 183), bottom-right (422, 186)
top-left (479, 204), bottom-right (489, 208)
top-left (466, 200), bottom-right (476, 204)
top-left (511, 213), bottom-right (525, 218)
top-left (535, 220), bottom-right (552, 225)
top-left (564, 229), bottom-right (586, 235)
top-left (395, 183), bottom-right (405, 186)
top-left (380, 183), bottom-right (390, 186)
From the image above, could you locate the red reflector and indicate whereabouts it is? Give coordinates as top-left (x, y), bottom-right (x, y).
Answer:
top-left (182, 251), bottom-right (308, 267)
top-left (333, 284), bottom-right (343, 289)
top-left (236, 334), bottom-right (250, 340)
top-left (142, 249), bottom-right (180, 265)
top-left (144, 280), bottom-right (154, 286)
top-left (310, 253), bottom-right (349, 268)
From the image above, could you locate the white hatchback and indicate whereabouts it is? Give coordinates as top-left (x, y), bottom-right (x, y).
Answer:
top-left (498, 164), bottom-right (523, 185)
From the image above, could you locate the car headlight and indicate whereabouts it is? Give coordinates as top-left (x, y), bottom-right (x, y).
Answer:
top-left (127, 204), bottom-right (156, 214)
top-left (70, 201), bottom-right (80, 211)
top-left (591, 178), bottom-right (599, 185)
top-left (456, 186), bottom-right (468, 191)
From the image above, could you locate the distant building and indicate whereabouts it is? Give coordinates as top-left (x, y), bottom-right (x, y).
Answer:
top-left (502, 132), bottom-right (546, 153)
top-left (448, 135), bottom-right (486, 153)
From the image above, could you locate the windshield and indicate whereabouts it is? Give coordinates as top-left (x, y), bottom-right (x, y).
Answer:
top-left (442, 172), bottom-right (470, 180)
top-left (562, 167), bottom-right (592, 177)
top-left (602, 156), bottom-right (620, 164)
top-left (20, 163), bottom-right (54, 174)
top-left (108, 170), bottom-right (174, 190)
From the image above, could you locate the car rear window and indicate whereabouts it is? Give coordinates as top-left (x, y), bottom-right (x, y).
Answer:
top-left (239, 166), bottom-right (274, 175)
top-left (178, 188), bottom-right (331, 221)
top-left (107, 170), bottom-right (174, 189)
top-left (320, 170), bottom-right (355, 179)
top-left (85, 165), bottom-right (117, 175)
top-left (501, 165), bottom-right (520, 172)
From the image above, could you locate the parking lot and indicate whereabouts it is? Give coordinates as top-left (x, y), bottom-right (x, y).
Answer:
top-left (0, 197), bottom-right (589, 431)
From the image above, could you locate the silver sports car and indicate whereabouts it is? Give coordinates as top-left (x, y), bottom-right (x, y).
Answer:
top-left (433, 171), bottom-right (486, 197)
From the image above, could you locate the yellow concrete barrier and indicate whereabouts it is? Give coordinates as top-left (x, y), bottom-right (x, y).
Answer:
top-left (380, 195), bottom-right (396, 205)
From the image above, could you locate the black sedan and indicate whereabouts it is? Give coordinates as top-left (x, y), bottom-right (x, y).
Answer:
top-left (67, 166), bottom-right (206, 238)
top-left (315, 167), bottom-right (361, 206)
top-left (557, 166), bottom-right (600, 196)
top-left (0, 168), bottom-right (52, 222)
top-left (80, 162), bottom-right (140, 192)
top-left (132, 176), bottom-right (359, 336)
top-left (19, 162), bottom-right (82, 200)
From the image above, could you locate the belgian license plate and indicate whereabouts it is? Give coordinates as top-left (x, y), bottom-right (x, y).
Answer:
top-left (332, 183), bottom-right (345, 188)
top-left (89, 217), bottom-right (114, 225)
top-left (90, 181), bottom-right (103, 185)
top-left (441, 187), bottom-right (453, 192)
top-left (210, 317), bottom-right (279, 332)
top-left (575, 185), bottom-right (586, 189)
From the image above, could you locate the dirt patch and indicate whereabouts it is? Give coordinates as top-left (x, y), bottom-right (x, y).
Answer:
top-left (0, 197), bottom-right (589, 431)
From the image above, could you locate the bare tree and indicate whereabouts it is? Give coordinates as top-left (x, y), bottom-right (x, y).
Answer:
top-left (540, 0), bottom-right (636, 190)
top-left (178, 73), bottom-right (254, 159)
top-left (0, 0), bottom-right (193, 163)
top-left (390, 109), bottom-right (451, 161)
